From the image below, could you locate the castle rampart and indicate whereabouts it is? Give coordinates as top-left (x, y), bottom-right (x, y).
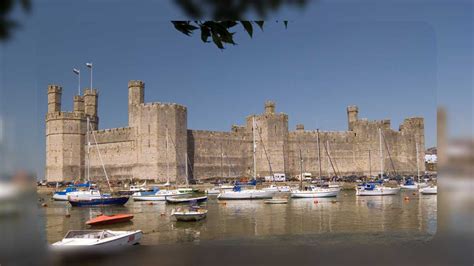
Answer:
top-left (45, 80), bottom-right (425, 182)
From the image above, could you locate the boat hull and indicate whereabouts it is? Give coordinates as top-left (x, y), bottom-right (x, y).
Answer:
top-left (217, 190), bottom-right (274, 200)
top-left (86, 214), bottom-right (134, 226)
top-left (291, 190), bottom-right (339, 198)
top-left (172, 212), bottom-right (207, 221)
top-left (52, 193), bottom-right (69, 201)
top-left (52, 230), bottom-right (142, 247)
top-left (356, 187), bottom-right (400, 196)
top-left (69, 196), bottom-right (129, 207)
top-left (166, 196), bottom-right (208, 204)
top-left (419, 186), bottom-right (437, 195)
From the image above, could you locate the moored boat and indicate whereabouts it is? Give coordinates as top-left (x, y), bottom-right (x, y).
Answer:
top-left (166, 195), bottom-right (208, 204)
top-left (291, 186), bottom-right (340, 198)
top-left (133, 189), bottom-right (187, 201)
top-left (264, 198), bottom-right (288, 204)
top-left (419, 186), bottom-right (437, 195)
top-left (52, 230), bottom-right (142, 247)
top-left (69, 196), bottom-right (129, 207)
top-left (355, 183), bottom-right (400, 196)
top-left (86, 214), bottom-right (134, 226)
top-left (171, 207), bottom-right (208, 221)
top-left (217, 186), bottom-right (274, 200)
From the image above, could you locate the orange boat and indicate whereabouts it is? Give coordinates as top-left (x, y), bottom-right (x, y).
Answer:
top-left (85, 214), bottom-right (134, 226)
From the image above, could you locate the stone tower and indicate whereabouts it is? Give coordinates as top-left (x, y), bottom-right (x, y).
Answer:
top-left (45, 85), bottom-right (99, 182)
top-left (347, 105), bottom-right (359, 131)
top-left (246, 101), bottom-right (289, 177)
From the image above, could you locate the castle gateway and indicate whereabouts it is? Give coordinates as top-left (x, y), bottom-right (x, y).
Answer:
top-left (45, 80), bottom-right (425, 182)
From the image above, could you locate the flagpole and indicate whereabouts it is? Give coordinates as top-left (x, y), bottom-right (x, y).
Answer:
top-left (78, 71), bottom-right (81, 95)
top-left (86, 62), bottom-right (93, 90)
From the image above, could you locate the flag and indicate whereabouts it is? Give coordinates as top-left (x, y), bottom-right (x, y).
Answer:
top-left (85, 63), bottom-right (93, 68)
top-left (73, 68), bottom-right (80, 75)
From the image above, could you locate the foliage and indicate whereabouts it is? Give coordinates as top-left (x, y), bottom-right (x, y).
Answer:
top-left (0, 0), bottom-right (30, 40)
top-left (172, 20), bottom-right (288, 49)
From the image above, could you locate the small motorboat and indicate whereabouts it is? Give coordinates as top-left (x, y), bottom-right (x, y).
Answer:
top-left (166, 195), bottom-right (208, 204)
top-left (419, 186), bottom-right (437, 195)
top-left (52, 230), bottom-right (142, 247)
top-left (264, 198), bottom-right (289, 204)
top-left (68, 196), bottom-right (129, 207)
top-left (86, 214), bottom-right (134, 226)
top-left (171, 207), bottom-right (208, 221)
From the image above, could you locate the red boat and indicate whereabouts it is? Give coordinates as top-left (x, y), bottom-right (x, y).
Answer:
top-left (85, 214), bottom-right (134, 226)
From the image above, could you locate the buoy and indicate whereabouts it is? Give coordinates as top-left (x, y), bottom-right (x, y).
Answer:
top-left (412, 192), bottom-right (416, 196)
top-left (65, 214), bottom-right (71, 218)
top-left (331, 200), bottom-right (337, 204)
top-left (314, 200), bottom-right (318, 204)
top-left (160, 213), bottom-right (165, 216)
top-left (404, 196), bottom-right (410, 200)
top-left (148, 202), bottom-right (154, 205)
top-left (42, 203), bottom-right (47, 207)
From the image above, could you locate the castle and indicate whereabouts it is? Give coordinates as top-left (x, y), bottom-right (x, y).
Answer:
top-left (45, 80), bottom-right (425, 182)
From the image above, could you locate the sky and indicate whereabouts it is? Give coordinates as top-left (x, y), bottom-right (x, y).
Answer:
top-left (0, 0), bottom-right (472, 178)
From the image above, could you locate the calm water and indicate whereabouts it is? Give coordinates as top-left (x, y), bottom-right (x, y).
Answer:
top-left (40, 190), bottom-right (437, 245)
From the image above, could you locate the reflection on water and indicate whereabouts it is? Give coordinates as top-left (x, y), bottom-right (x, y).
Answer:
top-left (41, 190), bottom-right (437, 245)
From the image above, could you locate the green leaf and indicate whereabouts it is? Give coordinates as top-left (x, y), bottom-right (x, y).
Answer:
top-left (241, 21), bottom-right (253, 37)
top-left (171, 21), bottom-right (198, 36)
top-left (255, 21), bottom-right (264, 30)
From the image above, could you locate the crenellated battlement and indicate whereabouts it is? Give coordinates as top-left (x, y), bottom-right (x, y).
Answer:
top-left (46, 80), bottom-right (425, 182)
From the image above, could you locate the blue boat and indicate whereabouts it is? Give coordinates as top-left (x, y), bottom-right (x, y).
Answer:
top-left (68, 196), bottom-right (130, 207)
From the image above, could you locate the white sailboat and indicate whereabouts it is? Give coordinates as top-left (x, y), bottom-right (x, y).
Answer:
top-left (419, 185), bottom-right (437, 195)
top-left (401, 141), bottom-right (428, 189)
top-left (217, 117), bottom-right (274, 200)
top-left (356, 128), bottom-right (400, 196)
top-left (291, 130), bottom-right (340, 198)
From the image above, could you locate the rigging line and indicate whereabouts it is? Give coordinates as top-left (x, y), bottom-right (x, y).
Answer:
top-left (91, 129), bottom-right (112, 192)
top-left (381, 130), bottom-right (398, 176)
top-left (322, 140), bottom-right (340, 180)
top-left (166, 128), bottom-right (190, 185)
top-left (256, 124), bottom-right (273, 177)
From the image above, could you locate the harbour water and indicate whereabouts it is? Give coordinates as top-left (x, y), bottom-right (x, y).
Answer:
top-left (40, 189), bottom-right (437, 245)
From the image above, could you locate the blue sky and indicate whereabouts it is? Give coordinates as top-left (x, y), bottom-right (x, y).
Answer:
top-left (0, 0), bottom-right (472, 177)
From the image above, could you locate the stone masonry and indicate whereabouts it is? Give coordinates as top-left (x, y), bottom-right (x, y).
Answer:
top-left (45, 81), bottom-right (425, 182)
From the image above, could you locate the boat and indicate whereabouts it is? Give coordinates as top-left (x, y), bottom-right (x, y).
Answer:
top-left (419, 185), bottom-right (437, 195)
top-left (356, 182), bottom-right (400, 196)
top-left (166, 195), bottom-right (208, 204)
top-left (291, 130), bottom-right (341, 199)
top-left (133, 189), bottom-right (186, 201)
top-left (118, 181), bottom-right (154, 195)
top-left (52, 230), bottom-right (142, 247)
top-left (68, 118), bottom-right (129, 206)
top-left (291, 185), bottom-right (340, 198)
top-left (53, 186), bottom-right (79, 201)
top-left (217, 117), bottom-right (274, 200)
top-left (217, 186), bottom-right (274, 200)
top-left (356, 128), bottom-right (400, 196)
top-left (171, 206), bottom-right (208, 221)
top-left (205, 185), bottom-right (234, 195)
top-left (263, 184), bottom-right (291, 193)
top-left (86, 214), bottom-right (134, 226)
top-left (264, 198), bottom-right (288, 204)
top-left (400, 178), bottom-right (428, 190)
top-left (69, 196), bottom-right (130, 207)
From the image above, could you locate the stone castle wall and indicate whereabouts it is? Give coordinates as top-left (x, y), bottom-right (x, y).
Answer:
top-left (45, 81), bottom-right (425, 182)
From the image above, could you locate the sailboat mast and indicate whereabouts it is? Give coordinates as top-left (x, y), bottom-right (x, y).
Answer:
top-left (185, 153), bottom-right (189, 187)
top-left (368, 150), bottom-right (372, 179)
top-left (299, 149), bottom-right (303, 190)
top-left (416, 141), bottom-right (420, 182)
top-left (379, 128), bottom-right (383, 179)
top-left (317, 129), bottom-right (322, 180)
top-left (86, 117), bottom-right (90, 183)
top-left (252, 116), bottom-right (257, 180)
top-left (166, 127), bottom-right (170, 185)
